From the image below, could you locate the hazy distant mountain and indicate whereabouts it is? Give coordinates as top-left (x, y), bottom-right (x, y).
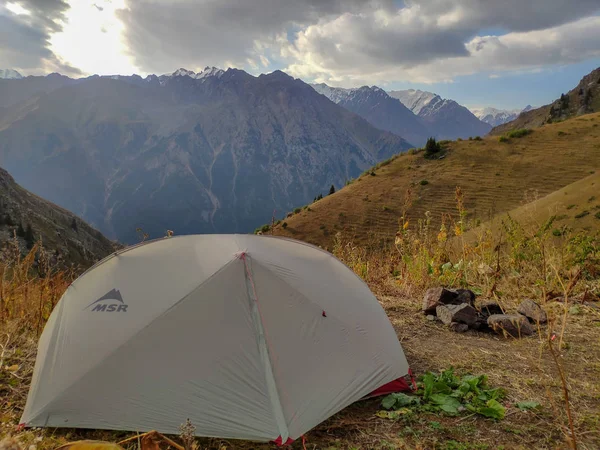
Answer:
top-left (0, 166), bottom-right (115, 265)
top-left (0, 68), bottom-right (410, 243)
top-left (389, 89), bottom-right (491, 140)
top-left (492, 67), bottom-right (600, 134)
top-left (0, 69), bottom-right (23, 79)
top-left (311, 83), bottom-right (429, 147)
top-left (0, 73), bottom-right (74, 108)
top-left (471, 106), bottom-right (533, 127)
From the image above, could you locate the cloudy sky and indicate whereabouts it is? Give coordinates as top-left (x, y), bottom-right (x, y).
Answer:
top-left (1, 0), bottom-right (600, 109)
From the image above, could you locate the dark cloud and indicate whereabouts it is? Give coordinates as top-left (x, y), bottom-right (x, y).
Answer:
top-left (116, 0), bottom-right (600, 80)
top-left (0, 0), bottom-right (81, 75)
top-left (116, 0), bottom-right (384, 73)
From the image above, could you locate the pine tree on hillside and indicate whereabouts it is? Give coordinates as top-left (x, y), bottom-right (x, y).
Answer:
top-left (329, 185), bottom-right (335, 195)
top-left (24, 224), bottom-right (34, 249)
top-left (17, 222), bottom-right (25, 237)
top-left (4, 213), bottom-right (13, 226)
top-left (71, 217), bottom-right (78, 232)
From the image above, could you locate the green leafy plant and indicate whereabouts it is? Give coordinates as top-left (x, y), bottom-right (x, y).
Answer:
top-left (575, 210), bottom-right (589, 219)
top-left (420, 180), bottom-right (429, 186)
top-left (498, 136), bottom-right (509, 143)
top-left (506, 128), bottom-right (532, 138)
top-left (380, 368), bottom-right (507, 421)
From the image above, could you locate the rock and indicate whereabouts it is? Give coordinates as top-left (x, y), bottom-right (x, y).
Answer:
top-left (455, 289), bottom-right (476, 306)
top-left (449, 322), bottom-right (469, 333)
top-left (488, 314), bottom-right (534, 337)
top-left (517, 299), bottom-right (547, 324)
top-left (478, 300), bottom-right (504, 317)
top-left (422, 287), bottom-right (476, 315)
top-left (426, 314), bottom-right (436, 321)
top-left (436, 303), bottom-right (478, 326)
top-left (422, 287), bottom-right (460, 315)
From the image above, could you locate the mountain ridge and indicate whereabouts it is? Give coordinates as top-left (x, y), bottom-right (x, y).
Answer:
top-left (0, 68), bottom-right (411, 243)
top-left (389, 89), bottom-right (491, 140)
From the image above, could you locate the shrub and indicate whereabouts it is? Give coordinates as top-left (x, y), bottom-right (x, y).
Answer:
top-left (557, 131), bottom-right (567, 136)
top-left (319, 224), bottom-right (326, 230)
top-left (24, 223), bottom-right (35, 248)
top-left (424, 137), bottom-right (442, 157)
top-left (498, 136), bottom-right (509, 143)
top-left (552, 228), bottom-right (563, 237)
top-left (370, 171), bottom-right (376, 176)
top-left (473, 136), bottom-right (482, 141)
top-left (595, 211), bottom-right (600, 220)
top-left (420, 179), bottom-right (429, 185)
top-left (506, 128), bottom-right (532, 139)
top-left (566, 204), bottom-right (577, 210)
top-left (294, 208), bottom-right (301, 214)
top-left (329, 184), bottom-right (336, 195)
top-left (382, 206), bottom-right (391, 212)
top-left (71, 218), bottom-right (78, 231)
top-left (282, 222), bottom-right (288, 229)
top-left (457, 138), bottom-right (463, 141)
top-left (575, 210), bottom-right (589, 219)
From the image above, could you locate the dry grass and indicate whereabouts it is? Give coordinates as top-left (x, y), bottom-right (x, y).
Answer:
top-left (272, 112), bottom-right (600, 250)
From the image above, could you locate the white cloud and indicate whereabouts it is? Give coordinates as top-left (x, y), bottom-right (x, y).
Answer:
top-left (284, 7), bottom-right (600, 85)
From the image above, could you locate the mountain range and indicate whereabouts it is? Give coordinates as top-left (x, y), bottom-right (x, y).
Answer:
top-left (0, 68), bottom-right (410, 243)
top-left (389, 89), bottom-right (492, 140)
top-left (313, 84), bottom-right (491, 145)
top-left (470, 105), bottom-right (534, 127)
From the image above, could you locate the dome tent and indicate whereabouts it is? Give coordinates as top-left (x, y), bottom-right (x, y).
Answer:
top-left (21, 235), bottom-right (410, 444)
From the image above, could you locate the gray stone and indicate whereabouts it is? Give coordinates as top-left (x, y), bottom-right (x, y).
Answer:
top-left (488, 314), bottom-right (534, 337)
top-left (422, 287), bottom-right (460, 315)
top-left (449, 322), bottom-right (469, 333)
top-left (455, 289), bottom-right (476, 306)
top-left (478, 300), bottom-right (504, 317)
top-left (426, 314), bottom-right (436, 321)
top-left (517, 299), bottom-right (547, 324)
top-left (436, 303), bottom-right (478, 326)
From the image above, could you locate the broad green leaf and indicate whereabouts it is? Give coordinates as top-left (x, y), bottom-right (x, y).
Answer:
top-left (516, 401), bottom-right (541, 411)
top-left (381, 394), bottom-right (397, 410)
top-left (476, 399), bottom-right (506, 419)
top-left (430, 394), bottom-right (461, 414)
top-left (433, 381), bottom-right (452, 395)
top-left (422, 372), bottom-right (435, 400)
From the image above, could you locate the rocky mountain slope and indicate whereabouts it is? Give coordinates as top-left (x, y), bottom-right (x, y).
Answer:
top-left (389, 89), bottom-right (491, 140)
top-left (0, 69), bottom-right (23, 79)
top-left (471, 106), bottom-right (533, 127)
top-left (0, 68), bottom-right (411, 243)
top-left (492, 67), bottom-right (600, 134)
top-left (270, 112), bottom-right (600, 249)
top-left (311, 83), bottom-right (430, 147)
top-left (0, 167), bottom-right (116, 266)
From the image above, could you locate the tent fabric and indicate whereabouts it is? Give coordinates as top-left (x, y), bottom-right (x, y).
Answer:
top-left (21, 234), bottom-right (410, 442)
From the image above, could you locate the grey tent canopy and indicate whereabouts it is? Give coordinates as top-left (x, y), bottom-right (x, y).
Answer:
top-left (22, 235), bottom-right (410, 444)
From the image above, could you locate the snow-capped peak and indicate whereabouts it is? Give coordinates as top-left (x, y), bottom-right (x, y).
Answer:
top-left (172, 68), bottom-right (197, 77)
top-left (195, 66), bottom-right (224, 79)
top-left (388, 89), bottom-right (440, 115)
top-left (470, 105), bottom-right (535, 127)
top-left (0, 69), bottom-right (23, 79)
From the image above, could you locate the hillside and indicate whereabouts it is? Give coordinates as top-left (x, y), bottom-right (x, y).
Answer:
top-left (271, 112), bottom-right (600, 248)
top-left (389, 89), bottom-right (491, 140)
top-left (0, 167), bottom-right (116, 266)
top-left (0, 69), bottom-right (410, 243)
top-left (492, 67), bottom-right (600, 134)
top-left (460, 172), bottom-right (600, 245)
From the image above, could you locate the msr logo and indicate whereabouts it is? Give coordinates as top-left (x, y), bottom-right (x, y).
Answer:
top-left (86, 289), bottom-right (128, 312)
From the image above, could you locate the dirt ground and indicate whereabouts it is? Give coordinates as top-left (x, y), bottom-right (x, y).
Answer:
top-left (2, 291), bottom-right (599, 450)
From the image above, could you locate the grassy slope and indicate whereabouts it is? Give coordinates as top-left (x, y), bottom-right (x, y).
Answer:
top-left (462, 171), bottom-right (600, 243)
top-left (272, 112), bottom-right (600, 249)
